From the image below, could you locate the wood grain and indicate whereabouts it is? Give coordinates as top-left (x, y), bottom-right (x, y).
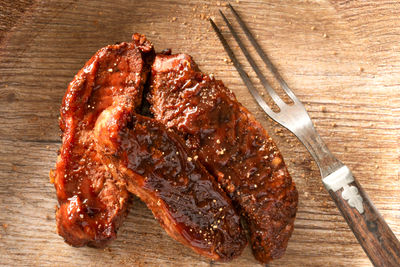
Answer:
top-left (0, 0), bottom-right (399, 266)
top-left (329, 179), bottom-right (400, 266)
top-left (0, 0), bottom-right (35, 45)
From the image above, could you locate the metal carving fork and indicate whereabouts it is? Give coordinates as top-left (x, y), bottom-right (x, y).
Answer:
top-left (210, 4), bottom-right (400, 266)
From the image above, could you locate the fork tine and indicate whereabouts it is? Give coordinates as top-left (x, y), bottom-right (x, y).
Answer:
top-left (218, 10), bottom-right (286, 108)
top-left (228, 3), bottom-right (300, 103)
top-left (209, 18), bottom-right (276, 118)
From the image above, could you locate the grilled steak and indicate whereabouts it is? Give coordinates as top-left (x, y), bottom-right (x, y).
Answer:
top-left (51, 34), bottom-right (154, 246)
top-left (93, 100), bottom-right (247, 261)
top-left (52, 34), bottom-right (297, 263)
top-left (149, 53), bottom-right (298, 263)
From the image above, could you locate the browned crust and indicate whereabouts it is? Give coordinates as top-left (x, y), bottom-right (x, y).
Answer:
top-left (93, 101), bottom-right (247, 261)
top-left (52, 34), bottom-right (153, 247)
top-left (149, 53), bottom-right (298, 263)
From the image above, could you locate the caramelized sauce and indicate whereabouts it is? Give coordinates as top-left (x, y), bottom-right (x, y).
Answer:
top-left (150, 53), bottom-right (298, 263)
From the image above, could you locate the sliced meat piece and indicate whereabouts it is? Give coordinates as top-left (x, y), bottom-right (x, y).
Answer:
top-left (51, 33), bottom-right (154, 246)
top-left (149, 53), bottom-right (298, 263)
top-left (93, 107), bottom-right (247, 261)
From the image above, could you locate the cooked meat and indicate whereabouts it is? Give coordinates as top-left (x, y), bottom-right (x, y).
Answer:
top-left (52, 33), bottom-right (297, 263)
top-left (51, 34), bottom-right (154, 246)
top-left (93, 106), bottom-right (247, 261)
top-left (149, 53), bottom-right (298, 263)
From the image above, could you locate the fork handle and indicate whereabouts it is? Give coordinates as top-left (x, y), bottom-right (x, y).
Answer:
top-left (325, 169), bottom-right (400, 267)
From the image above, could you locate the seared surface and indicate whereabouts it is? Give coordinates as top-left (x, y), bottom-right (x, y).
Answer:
top-left (52, 34), bottom-right (153, 246)
top-left (94, 108), bottom-right (247, 261)
top-left (52, 35), bottom-right (296, 262)
top-left (150, 53), bottom-right (298, 263)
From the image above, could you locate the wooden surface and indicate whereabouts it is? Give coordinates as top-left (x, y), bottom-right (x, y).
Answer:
top-left (0, 0), bottom-right (399, 266)
top-left (328, 179), bottom-right (400, 266)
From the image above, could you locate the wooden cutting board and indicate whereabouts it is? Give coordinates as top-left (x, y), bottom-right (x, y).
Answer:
top-left (1, 0), bottom-right (399, 266)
